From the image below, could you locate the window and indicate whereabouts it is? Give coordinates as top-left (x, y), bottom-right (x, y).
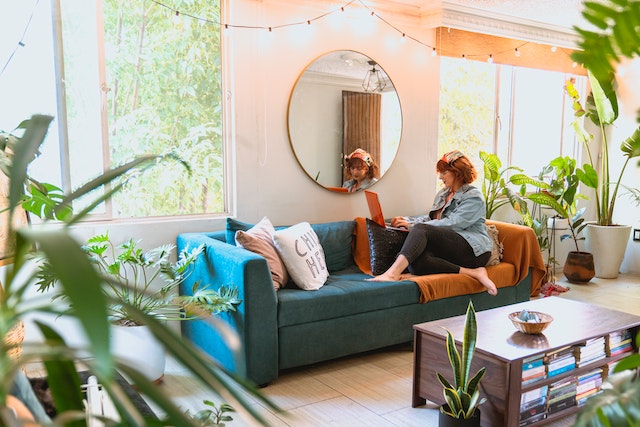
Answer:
top-left (1, 0), bottom-right (225, 220)
top-left (439, 57), bottom-right (587, 179)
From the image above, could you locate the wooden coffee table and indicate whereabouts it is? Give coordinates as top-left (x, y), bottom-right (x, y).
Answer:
top-left (412, 297), bottom-right (640, 427)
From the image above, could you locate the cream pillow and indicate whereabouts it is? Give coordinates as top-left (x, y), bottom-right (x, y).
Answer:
top-left (235, 217), bottom-right (289, 290)
top-left (273, 222), bottom-right (328, 290)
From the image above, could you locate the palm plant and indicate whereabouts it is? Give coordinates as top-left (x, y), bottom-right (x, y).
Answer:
top-left (436, 301), bottom-right (486, 420)
top-left (0, 115), bottom-right (277, 426)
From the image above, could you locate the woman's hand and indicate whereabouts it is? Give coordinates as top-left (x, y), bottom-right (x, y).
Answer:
top-left (390, 216), bottom-right (409, 229)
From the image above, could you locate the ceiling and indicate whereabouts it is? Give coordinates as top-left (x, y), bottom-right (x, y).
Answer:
top-left (385, 0), bottom-right (589, 30)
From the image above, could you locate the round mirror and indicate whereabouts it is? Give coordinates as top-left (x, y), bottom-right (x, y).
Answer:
top-left (287, 50), bottom-right (402, 192)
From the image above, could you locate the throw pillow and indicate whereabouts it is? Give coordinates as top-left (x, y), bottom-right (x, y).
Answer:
top-left (486, 224), bottom-right (504, 266)
top-left (226, 218), bottom-right (254, 244)
top-left (273, 222), bottom-right (328, 290)
top-left (366, 219), bottom-right (407, 275)
top-left (234, 217), bottom-right (289, 290)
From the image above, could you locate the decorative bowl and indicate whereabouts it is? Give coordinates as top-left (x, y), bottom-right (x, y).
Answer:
top-left (509, 310), bottom-right (553, 334)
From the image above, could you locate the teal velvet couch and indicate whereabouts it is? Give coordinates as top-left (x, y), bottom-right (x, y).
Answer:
top-left (177, 218), bottom-right (543, 386)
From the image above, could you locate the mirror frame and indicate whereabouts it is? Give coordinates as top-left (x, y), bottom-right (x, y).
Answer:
top-left (287, 50), bottom-right (402, 193)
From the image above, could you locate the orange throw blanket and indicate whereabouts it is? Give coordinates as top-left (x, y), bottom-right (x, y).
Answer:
top-left (353, 217), bottom-right (545, 303)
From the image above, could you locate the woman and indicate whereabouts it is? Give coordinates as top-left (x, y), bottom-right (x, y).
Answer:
top-left (342, 148), bottom-right (379, 192)
top-left (367, 150), bottom-right (497, 296)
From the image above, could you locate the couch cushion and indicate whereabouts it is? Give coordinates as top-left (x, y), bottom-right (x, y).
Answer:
top-left (227, 218), bottom-right (354, 273)
top-left (276, 265), bottom-right (419, 327)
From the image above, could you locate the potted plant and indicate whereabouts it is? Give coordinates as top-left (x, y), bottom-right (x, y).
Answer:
top-left (511, 156), bottom-right (594, 283)
top-left (479, 151), bottom-right (528, 220)
top-left (1, 115), bottom-right (277, 426)
top-left (564, 2), bottom-right (640, 278)
top-left (34, 232), bottom-right (241, 381)
top-left (436, 301), bottom-right (486, 426)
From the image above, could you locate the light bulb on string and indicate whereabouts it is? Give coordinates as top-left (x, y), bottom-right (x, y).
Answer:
top-left (515, 48), bottom-right (520, 57)
top-left (551, 46), bottom-right (557, 52)
top-left (488, 54), bottom-right (493, 63)
top-left (431, 47), bottom-right (437, 57)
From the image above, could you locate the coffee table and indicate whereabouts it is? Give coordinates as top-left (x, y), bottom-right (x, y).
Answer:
top-left (412, 297), bottom-right (640, 427)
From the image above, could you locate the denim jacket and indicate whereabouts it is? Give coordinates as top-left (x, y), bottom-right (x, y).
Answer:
top-left (406, 184), bottom-right (492, 256)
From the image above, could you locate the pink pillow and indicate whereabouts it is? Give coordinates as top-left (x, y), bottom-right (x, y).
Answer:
top-left (235, 217), bottom-right (289, 290)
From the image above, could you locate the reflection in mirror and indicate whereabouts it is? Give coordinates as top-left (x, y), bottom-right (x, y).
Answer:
top-left (288, 50), bottom-right (402, 192)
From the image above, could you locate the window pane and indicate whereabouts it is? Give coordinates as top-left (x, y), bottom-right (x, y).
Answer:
top-left (59, 0), bottom-right (224, 218)
top-left (0, 1), bottom-right (61, 187)
top-left (510, 68), bottom-right (566, 177)
top-left (439, 57), bottom-right (496, 179)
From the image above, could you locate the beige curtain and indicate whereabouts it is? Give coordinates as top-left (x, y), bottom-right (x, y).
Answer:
top-left (342, 91), bottom-right (381, 183)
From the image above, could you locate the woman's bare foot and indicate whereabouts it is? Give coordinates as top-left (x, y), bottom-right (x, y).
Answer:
top-left (365, 255), bottom-right (409, 282)
top-left (366, 272), bottom-right (401, 282)
top-left (460, 266), bottom-right (498, 296)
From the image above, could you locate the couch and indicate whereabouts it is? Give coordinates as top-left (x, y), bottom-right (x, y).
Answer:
top-left (177, 218), bottom-right (545, 386)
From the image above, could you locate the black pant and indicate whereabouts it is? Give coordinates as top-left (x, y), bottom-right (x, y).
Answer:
top-left (398, 223), bottom-right (490, 275)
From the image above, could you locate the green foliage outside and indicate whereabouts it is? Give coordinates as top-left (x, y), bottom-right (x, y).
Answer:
top-left (439, 57), bottom-right (496, 181)
top-left (61, 0), bottom-right (224, 218)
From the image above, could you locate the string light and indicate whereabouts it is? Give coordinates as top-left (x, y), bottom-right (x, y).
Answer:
top-left (16, 0), bottom-right (565, 70)
top-left (551, 46), bottom-right (557, 52)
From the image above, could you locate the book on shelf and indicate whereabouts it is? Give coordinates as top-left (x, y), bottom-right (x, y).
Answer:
top-left (609, 342), bottom-right (633, 358)
top-left (522, 353), bottom-right (545, 369)
top-left (547, 392), bottom-right (577, 414)
top-left (576, 353), bottom-right (606, 368)
top-left (522, 371), bottom-right (547, 386)
top-left (519, 412), bottom-right (547, 427)
top-left (575, 378), bottom-right (603, 396)
top-left (549, 381), bottom-right (577, 400)
top-left (606, 330), bottom-right (633, 354)
top-left (576, 388), bottom-right (602, 406)
top-left (546, 354), bottom-right (576, 372)
top-left (520, 395), bottom-right (547, 418)
top-left (521, 385), bottom-right (548, 405)
top-left (547, 361), bottom-right (576, 378)
top-left (545, 345), bottom-right (573, 361)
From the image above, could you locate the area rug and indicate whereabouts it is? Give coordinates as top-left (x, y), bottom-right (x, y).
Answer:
top-left (29, 370), bottom-right (156, 419)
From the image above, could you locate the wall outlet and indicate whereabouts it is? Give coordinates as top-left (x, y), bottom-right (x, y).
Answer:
top-left (634, 229), bottom-right (640, 242)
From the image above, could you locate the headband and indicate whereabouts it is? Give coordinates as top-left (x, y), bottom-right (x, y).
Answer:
top-left (346, 148), bottom-right (374, 167)
top-left (441, 150), bottom-right (465, 165)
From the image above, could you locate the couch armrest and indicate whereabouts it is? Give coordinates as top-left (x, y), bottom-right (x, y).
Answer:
top-left (177, 232), bottom-right (279, 386)
top-left (486, 220), bottom-right (545, 296)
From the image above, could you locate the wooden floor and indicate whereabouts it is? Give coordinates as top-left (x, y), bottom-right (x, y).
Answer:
top-left (124, 274), bottom-right (640, 426)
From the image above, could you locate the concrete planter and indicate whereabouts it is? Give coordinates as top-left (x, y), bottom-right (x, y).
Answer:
top-left (584, 224), bottom-right (632, 279)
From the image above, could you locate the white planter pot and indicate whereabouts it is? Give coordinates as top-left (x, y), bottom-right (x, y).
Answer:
top-left (111, 324), bottom-right (165, 383)
top-left (584, 224), bottom-right (632, 279)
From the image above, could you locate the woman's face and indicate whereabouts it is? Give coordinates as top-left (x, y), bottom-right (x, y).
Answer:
top-left (349, 160), bottom-right (369, 181)
top-left (438, 169), bottom-right (459, 188)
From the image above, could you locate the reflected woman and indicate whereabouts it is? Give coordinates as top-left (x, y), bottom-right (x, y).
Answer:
top-left (342, 148), bottom-right (379, 192)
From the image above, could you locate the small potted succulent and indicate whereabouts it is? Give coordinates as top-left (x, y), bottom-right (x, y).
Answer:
top-left (436, 301), bottom-right (486, 426)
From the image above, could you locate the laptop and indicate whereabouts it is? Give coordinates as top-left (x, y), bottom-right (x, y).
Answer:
top-left (364, 190), bottom-right (409, 231)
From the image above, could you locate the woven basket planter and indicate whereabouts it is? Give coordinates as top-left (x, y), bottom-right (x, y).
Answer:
top-left (5, 320), bottom-right (26, 361)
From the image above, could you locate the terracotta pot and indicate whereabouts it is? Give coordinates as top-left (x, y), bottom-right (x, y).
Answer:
top-left (438, 407), bottom-right (481, 427)
top-left (563, 251), bottom-right (595, 284)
